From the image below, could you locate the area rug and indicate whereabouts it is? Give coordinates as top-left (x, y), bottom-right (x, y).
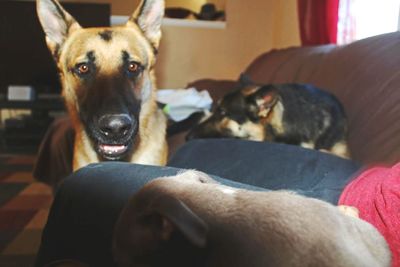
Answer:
top-left (0, 155), bottom-right (53, 267)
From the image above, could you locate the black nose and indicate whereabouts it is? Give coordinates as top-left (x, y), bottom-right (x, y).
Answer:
top-left (98, 114), bottom-right (133, 138)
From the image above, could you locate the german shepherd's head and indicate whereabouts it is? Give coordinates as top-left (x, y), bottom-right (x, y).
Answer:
top-left (37, 0), bottom-right (164, 161)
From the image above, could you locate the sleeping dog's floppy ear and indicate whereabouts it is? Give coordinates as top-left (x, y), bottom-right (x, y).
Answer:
top-left (148, 194), bottom-right (208, 247)
top-left (113, 193), bottom-right (208, 266)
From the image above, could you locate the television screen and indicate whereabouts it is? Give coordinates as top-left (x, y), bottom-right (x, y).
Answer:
top-left (0, 1), bottom-right (110, 96)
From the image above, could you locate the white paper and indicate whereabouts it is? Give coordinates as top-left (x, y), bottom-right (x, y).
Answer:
top-left (157, 87), bottom-right (213, 121)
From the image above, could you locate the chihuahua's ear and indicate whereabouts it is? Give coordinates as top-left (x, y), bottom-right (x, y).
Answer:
top-left (248, 87), bottom-right (279, 118)
top-left (241, 86), bottom-right (259, 96)
top-left (150, 195), bottom-right (208, 247)
top-left (128, 0), bottom-right (165, 49)
top-left (36, 0), bottom-right (81, 57)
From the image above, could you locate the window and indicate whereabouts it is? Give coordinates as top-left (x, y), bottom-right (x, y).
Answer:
top-left (337, 0), bottom-right (400, 44)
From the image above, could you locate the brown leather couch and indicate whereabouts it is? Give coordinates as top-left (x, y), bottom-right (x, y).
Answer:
top-left (172, 31), bottom-right (400, 165)
top-left (34, 32), bottom-right (400, 186)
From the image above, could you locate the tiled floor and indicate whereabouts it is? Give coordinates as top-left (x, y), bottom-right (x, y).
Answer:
top-left (0, 155), bottom-right (53, 267)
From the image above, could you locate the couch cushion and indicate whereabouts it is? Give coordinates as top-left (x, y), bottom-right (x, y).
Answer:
top-left (168, 139), bottom-right (361, 204)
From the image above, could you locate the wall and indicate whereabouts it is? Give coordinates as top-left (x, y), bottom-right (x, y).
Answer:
top-left (165, 0), bottom-right (206, 12)
top-left (61, 0), bottom-right (140, 15)
top-left (156, 0), bottom-right (300, 88)
top-left (207, 0), bottom-right (226, 10)
top-left (62, 0), bottom-right (225, 15)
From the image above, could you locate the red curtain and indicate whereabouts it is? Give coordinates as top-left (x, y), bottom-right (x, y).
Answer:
top-left (297, 0), bottom-right (340, 46)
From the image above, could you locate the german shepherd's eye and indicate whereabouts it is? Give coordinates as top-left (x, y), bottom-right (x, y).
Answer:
top-left (128, 62), bottom-right (139, 73)
top-left (75, 63), bottom-right (91, 76)
top-left (126, 61), bottom-right (142, 77)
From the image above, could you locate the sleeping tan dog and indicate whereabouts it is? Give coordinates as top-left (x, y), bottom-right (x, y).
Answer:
top-left (113, 170), bottom-right (391, 267)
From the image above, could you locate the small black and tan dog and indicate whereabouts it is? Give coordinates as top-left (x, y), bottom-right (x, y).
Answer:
top-left (187, 84), bottom-right (349, 158)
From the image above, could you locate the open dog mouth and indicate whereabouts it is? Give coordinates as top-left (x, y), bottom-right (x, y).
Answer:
top-left (99, 144), bottom-right (128, 155)
top-left (97, 143), bottom-right (131, 160)
top-left (91, 125), bottom-right (137, 160)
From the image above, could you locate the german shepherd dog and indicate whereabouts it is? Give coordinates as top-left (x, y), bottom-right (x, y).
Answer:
top-left (37, 0), bottom-right (168, 170)
top-left (187, 84), bottom-right (350, 158)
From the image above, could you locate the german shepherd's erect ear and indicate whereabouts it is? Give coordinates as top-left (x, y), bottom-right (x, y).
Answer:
top-left (36, 0), bottom-right (82, 58)
top-left (128, 0), bottom-right (165, 49)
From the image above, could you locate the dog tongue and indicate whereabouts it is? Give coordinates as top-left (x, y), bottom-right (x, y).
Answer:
top-left (100, 145), bottom-right (127, 154)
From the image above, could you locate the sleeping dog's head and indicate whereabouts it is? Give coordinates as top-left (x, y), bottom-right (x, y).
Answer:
top-left (36, 0), bottom-right (164, 160)
top-left (186, 85), bottom-right (280, 141)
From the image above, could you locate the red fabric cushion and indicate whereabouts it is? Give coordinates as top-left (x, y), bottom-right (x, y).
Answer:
top-left (339, 163), bottom-right (400, 266)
